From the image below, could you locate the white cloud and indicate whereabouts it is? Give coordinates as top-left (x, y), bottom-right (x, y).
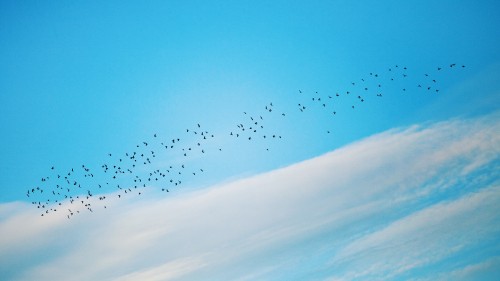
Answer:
top-left (0, 113), bottom-right (499, 281)
top-left (115, 256), bottom-right (208, 281)
top-left (443, 257), bottom-right (500, 281)
top-left (328, 184), bottom-right (500, 280)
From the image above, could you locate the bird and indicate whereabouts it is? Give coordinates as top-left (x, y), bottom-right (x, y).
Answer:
top-left (31, 62), bottom-right (465, 219)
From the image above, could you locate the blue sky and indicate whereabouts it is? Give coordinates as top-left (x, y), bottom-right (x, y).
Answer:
top-left (0, 1), bottom-right (499, 280)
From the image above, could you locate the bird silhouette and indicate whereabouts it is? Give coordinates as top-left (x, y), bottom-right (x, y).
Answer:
top-left (30, 62), bottom-right (465, 219)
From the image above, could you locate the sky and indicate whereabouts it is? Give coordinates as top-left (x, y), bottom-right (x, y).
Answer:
top-left (0, 0), bottom-right (499, 280)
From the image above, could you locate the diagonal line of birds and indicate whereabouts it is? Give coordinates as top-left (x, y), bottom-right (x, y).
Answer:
top-left (27, 64), bottom-right (465, 219)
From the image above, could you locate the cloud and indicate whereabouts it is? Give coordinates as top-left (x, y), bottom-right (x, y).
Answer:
top-left (327, 184), bottom-right (500, 280)
top-left (441, 257), bottom-right (500, 281)
top-left (0, 112), bottom-right (499, 281)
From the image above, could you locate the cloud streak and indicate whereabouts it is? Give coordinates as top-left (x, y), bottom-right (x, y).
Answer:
top-left (1, 112), bottom-right (499, 281)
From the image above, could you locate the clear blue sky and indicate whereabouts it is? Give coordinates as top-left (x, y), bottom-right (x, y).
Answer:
top-left (0, 1), bottom-right (499, 280)
top-left (1, 0), bottom-right (498, 202)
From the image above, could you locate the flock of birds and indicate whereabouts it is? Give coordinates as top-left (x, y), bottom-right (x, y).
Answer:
top-left (27, 64), bottom-right (465, 219)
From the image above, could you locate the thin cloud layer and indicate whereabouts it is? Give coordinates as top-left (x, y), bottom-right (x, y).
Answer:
top-left (1, 113), bottom-right (499, 281)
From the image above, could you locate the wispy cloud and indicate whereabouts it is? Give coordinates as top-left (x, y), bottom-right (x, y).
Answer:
top-left (328, 184), bottom-right (500, 280)
top-left (1, 113), bottom-right (499, 281)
